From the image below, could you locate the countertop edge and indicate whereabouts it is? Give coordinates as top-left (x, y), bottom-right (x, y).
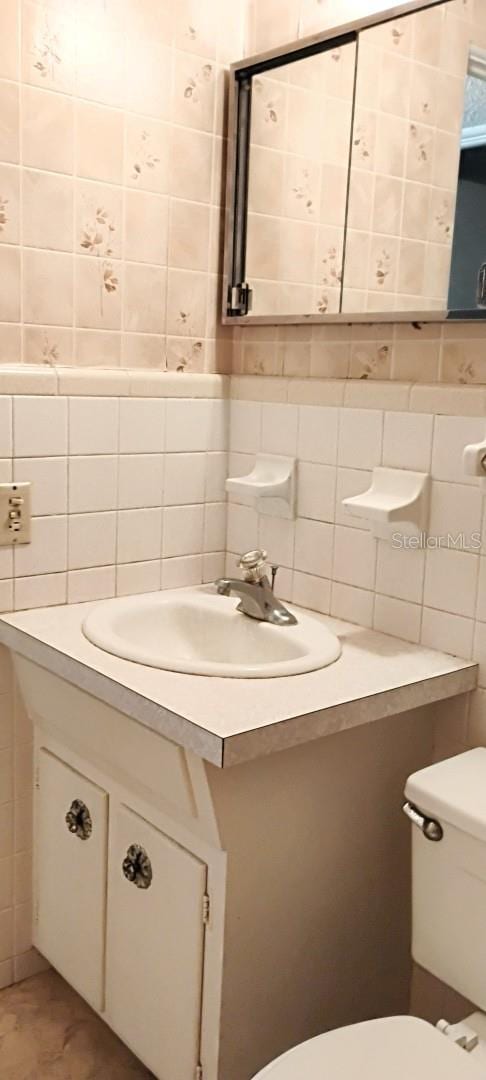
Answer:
top-left (221, 665), bottom-right (478, 767)
top-left (0, 619), bottom-right (225, 768)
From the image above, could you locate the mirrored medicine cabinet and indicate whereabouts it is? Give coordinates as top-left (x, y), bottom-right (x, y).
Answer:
top-left (223, 0), bottom-right (486, 325)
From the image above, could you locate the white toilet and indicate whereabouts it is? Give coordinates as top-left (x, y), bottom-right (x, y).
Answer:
top-left (253, 747), bottom-right (486, 1078)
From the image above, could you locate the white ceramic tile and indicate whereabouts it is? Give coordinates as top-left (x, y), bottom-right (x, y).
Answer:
top-left (205, 452), bottom-right (227, 502)
top-left (297, 405), bottom-right (339, 465)
top-left (432, 416), bottom-right (486, 485)
top-left (335, 467), bottom-right (373, 530)
top-left (116, 560), bottom-right (161, 597)
top-left (226, 503), bottom-right (258, 555)
top-left (373, 594), bottom-right (421, 644)
top-left (473, 622), bottom-right (486, 689)
top-left (333, 525), bottom-right (377, 591)
top-left (204, 503), bottom-right (226, 553)
top-left (297, 462), bottom-right (336, 523)
top-left (163, 453), bottom-right (206, 506)
top-left (67, 566), bottom-right (116, 604)
top-left (0, 580), bottom-right (13, 613)
top-left (292, 571), bottom-right (331, 615)
top-left (382, 411), bottom-right (434, 472)
top-left (375, 539), bottom-right (425, 604)
top-left (161, 555), bottom-right (203, 590)
top-left (207, 400), bottom-right (228, 452)
top-left (477, 557), bottom-right (486, 621)
top-left (294, 518), bottom-right (333, 579)
top-left (423, 547), bottom-right (479, 618)
top-left (119, 399), bottom-right (165, 454)
top-left (337, 408), bottom-right (383, 470)
top-left (0, 399), bottom-right (12, 457)
top-left (229, 401), bottom-right (261, 454)
top-left (117, 454), bottom-right (164, 509)
top-left (421, 606), bottom-right (474, 659)
top-left (428, 482), bottom-right (482, 554)
top-left (163, 505), bottom-right (204, 557)
top-left (14, 573), bottom-right (66, 611)
top-left (13, 397), bottom-right (67, 457)
top-left (202, 552), bottom-right (225, 583)
top-left (68, 512), bottom-right (117, 570)
top-left (259, 515), bottom-right (295, 569)
top-left (165, 400), bottom-right (210, 452)
top-left (330, 581), bottom-right (374, 628)
top-left (13, 458), bottom-right (67, 516)
top-left (68, 456), bottom-right (118, 513)
top-left (117, 508), bottom-right (162, 563)
top-left (69, 398), bottom-right (119, 455)
top-left (261, 403), bottom-right (298, 456)
top-left (14, 516), bottom-right (67, 577)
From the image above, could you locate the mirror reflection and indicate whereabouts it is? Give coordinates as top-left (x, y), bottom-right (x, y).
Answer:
top-left (228, 0), bottom-right (486, 323)
top-left (246, 42), bottom-right (357, 317)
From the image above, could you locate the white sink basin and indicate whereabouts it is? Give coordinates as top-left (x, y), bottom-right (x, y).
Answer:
top-left (82, 588), bottom-right (342, 678)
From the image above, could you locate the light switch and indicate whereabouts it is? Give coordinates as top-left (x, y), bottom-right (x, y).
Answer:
top-left (0, 482), bottom-right (32, 546)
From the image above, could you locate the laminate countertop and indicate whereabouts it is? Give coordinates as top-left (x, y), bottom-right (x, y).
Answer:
top-left (0, 590), bottom-right (477, 767)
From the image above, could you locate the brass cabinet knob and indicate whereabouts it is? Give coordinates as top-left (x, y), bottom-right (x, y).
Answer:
top-left (122, 844), bottom-right (153, 889)
top-left (65, 799), bottom-right (92, 841)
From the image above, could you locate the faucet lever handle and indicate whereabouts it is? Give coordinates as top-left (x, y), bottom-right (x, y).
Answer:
top-left (238, 548), bottom-right (268, 582)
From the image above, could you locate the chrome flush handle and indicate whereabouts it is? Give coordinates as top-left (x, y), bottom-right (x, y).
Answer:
top-left (402, 800), bottom-right (443, 842)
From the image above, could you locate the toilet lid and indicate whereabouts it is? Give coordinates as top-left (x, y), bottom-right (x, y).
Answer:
top-left (253, 1016), bottom-right (483, 1079)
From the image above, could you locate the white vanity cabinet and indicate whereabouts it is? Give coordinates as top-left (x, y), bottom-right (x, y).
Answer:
top-left (106, 805), bottom-right (207, 1080)
top-left (15, 653), bottom-right (453, 1080)
top-left (34, 740), bottom-right (211, 1080)
top-left (36, 749), bottom-right (108, 1013)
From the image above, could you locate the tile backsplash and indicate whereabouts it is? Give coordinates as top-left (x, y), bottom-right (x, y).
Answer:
top-left (0, 374), bottom-right (227, 614)
top-left (0, 0), bottom-right (244, 372)
top-left (228, 377), bottom-right (486, 665)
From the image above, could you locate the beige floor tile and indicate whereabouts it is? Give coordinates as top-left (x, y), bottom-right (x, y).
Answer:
top-left (0, 969), bottom-right (154, 1078)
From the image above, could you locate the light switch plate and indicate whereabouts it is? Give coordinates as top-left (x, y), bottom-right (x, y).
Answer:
top-left (0, 482), bottom-right (32, 546)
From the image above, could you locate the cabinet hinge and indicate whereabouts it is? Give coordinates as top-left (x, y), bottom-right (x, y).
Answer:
top-left (202, 893), bottom-right (210, 926)
top-left (227, 282), bottom-right (252, 316)
top-left (195, 1065), bottom-right (203, 1080)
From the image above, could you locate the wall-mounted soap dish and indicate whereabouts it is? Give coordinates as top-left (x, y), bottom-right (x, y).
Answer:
top-left (342, 467), bottom-right (430, 539)
top-left (226, 454), bottom-right (296, 519)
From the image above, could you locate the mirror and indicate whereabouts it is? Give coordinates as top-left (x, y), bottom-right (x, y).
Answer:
top-left (224, 0), bottom-right (486, 324)
top-left (246, 42), bottom-right (357, 317)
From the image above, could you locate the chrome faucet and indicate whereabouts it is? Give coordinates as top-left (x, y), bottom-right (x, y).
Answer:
top-left (216, 549), bottom-right (297, 626)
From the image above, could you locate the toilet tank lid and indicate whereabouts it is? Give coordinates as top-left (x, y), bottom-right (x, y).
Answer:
top-left (405, 749), bottom-right (486, 843)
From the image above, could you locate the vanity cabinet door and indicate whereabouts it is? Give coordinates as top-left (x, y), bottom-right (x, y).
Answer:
top-left (106, 805), bottom-right (207, 1080)
top-left (35, 748), bottom-right (108, 1012)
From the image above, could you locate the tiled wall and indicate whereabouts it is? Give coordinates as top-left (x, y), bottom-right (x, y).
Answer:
top-left (0, 372), bottom-right (227, 614)
top-left (0, 0), bottom-right (244, 372)
top-left (228, 377), bottom-right (486, 657)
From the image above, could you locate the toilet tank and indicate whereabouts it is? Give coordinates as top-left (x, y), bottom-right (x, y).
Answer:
top-left (405, 748), bottom-right (486, 1009)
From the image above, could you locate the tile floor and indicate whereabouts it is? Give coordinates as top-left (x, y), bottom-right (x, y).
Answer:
top-left (0, 969), bottom-right (154, 1079)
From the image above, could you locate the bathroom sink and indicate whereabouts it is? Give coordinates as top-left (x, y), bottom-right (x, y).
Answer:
top-left (82, 588), bottom-right (342, 678)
